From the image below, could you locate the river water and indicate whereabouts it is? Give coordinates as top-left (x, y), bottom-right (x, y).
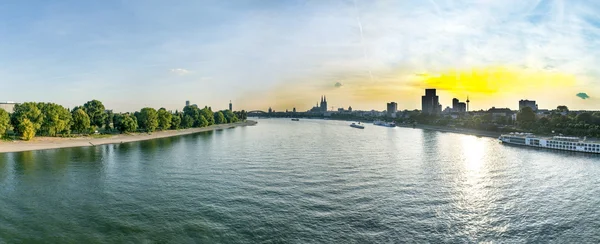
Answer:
top-left (1, 118), bottom-right (599, 243)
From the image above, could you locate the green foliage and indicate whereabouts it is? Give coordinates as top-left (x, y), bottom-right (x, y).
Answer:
top-left (105, 110), bottom-right (114, 132)
top-left (201, 107), bottom-right (214, 125)
top-left (182, 115), bottom-right (194, 128)
top-left (37, 103), bottom-right (72, 136)
top-left (18, 118), bottom-right (36, 141)
top-left (170, 113), bottom-right (181, 130)
top-left (119, 115), bottom-right (138, 133)
top-left (576, 112), bottom-right (593, 124)
top-left (157, 108), bottom-right (172, 130)
top-left (183, 105), bottom-right (201, 127)
top-left (198, 115), bottom-right (209, 127)
top-left (71, 108), bottom-right (91, 134)
top-left (138, 107), bottom-right (159, 132)
top-left (234, 110), bottom-right (248, 121)
top-left (223, 110), bottom-right (238, 123)
top-left (11, 102), bottom-right (43, 138)
top-left (83, 100), bottom-right (107, 128)
top-left (214, 111), bottom-right (226, 124)
top-left (517, 107), bottom-right (536, 128)
top-left (0, 108), bottom-right (10, 136)
top-left (556, 105), bottom-right (569, 112)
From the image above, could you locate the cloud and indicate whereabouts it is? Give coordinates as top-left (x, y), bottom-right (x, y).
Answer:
top-left (170, 68), bottom-right (190, 76)
top-left (576, 92), bottom-right (590, 99)
top-left (334, 82), bottom-right (343, 88)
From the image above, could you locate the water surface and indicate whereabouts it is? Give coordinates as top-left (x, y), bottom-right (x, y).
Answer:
top-left (1, 119), bottom-right (599, 243)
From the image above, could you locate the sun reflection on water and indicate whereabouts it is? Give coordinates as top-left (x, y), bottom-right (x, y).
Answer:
top-left (462, 136), bottom-right (486, 171)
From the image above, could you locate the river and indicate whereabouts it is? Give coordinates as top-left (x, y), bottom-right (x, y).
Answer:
top-left (1, 118), bottom-right (599, 243)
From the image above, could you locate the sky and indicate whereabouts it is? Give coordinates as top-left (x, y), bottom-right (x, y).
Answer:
top-left (1, 0), bottom-right (600, 112)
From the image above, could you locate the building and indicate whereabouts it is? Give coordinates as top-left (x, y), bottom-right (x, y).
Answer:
top-left (421, 89), bottom-right (440, 115)
top-left (519, 99), bottom-right (538, 111)
top-left (386, 102), bottom-right (398, 115)
top-left (451, 98), bottom-right (467, 113)
top-left (0, 101), bottom-right (17, 112)
top-left (293, 107), bottom-right (296, 113)
top-left (309, 95), bottom-right (328, 113)
top-left (185, 100), bottom-right (190, 107)
top-left (268, 107), bottom-right (272, 113)
top-left (348, 106), bottom-right (352, 112)
top-left (229, 100), bottom-right (232, 111)
top-left (488, 107), bottom-right (514, 118)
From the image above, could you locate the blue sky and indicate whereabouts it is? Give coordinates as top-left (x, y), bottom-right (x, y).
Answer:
top-left (1, 0), bottom-right (600, 112)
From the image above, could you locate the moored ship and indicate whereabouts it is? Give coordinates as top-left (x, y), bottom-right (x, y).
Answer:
top-left (499, 133), bottom-right (600, 154)
top-left (350, 122), bottom-right (365, 129)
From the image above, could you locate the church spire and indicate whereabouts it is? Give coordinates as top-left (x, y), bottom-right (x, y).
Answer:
top-left (324, 95), bottom-right (326, 102)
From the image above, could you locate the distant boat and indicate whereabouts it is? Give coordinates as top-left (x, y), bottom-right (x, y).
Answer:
top-left (291, 118), bottom-right (299, 121)
top-left (350, 122), bottom-right (365, 129)
top-left (373, 120), bottom-right (395, 127)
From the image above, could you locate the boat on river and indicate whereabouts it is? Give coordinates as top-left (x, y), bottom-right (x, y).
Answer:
top-left (499, 133), bottom-right (600, 154)
top-left (350, 122), bottom-right (365, 129)
top-left (291, 118), bottom-right (299, 121)
top-left (373, 120), bottom-right (395, 127)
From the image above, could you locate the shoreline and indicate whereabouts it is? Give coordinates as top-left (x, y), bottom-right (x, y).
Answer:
top-left (396, 124), bottom-right (501, 138)
top-left (0, 120), bottom-right (257, 154)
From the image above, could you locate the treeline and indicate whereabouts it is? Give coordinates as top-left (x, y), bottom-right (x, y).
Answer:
top-left (398, 106), bottom-right (600, 137)
top-left (0, 100), bottom-right (248, 141)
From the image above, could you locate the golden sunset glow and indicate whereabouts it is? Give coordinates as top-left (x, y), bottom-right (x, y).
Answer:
top-left (417, 67), bottom-right (577, 96)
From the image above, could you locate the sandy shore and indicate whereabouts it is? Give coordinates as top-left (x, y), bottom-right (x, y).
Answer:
top-left (0, 120), bottom-right (257, 153)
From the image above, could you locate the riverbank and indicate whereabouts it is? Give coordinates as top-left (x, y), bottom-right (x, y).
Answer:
top-left (396, 124), bottom-right (502, 138)
top-left (0, 120), bottom-right (257, 153)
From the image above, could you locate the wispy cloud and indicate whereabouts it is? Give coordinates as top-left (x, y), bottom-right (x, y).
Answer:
top-left (170, 68), bottom-right (191, 76)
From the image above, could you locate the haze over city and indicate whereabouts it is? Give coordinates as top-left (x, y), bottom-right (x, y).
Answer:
top-left (1, 0), bottom-right (599, 112)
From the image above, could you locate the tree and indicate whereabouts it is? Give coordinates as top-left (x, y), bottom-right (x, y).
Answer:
top-left (223, 110), bottom-right (238, 123)
top-left (83, 100), bottom-right (107, 128)
top-left (214, 111), bottom-right (226, 124)
top-left (201, 107), bottom-right (215, 125)
top-left (11, 102), bottom-right (43, 138)
top-left (576, 112), bottom-right (594, 124)
top-left (157, 108), bottom-right (172, 130)
top-left (18, 118), bottom-right (36, 141)
top-left (137, 107), bottom-right (159, 132)
top-left (37, 103), bottom-right (72, 136)
top-left (183, 105), bottom-right (201, 127)
top-left (556, 105), bottom-right (569, 113)
top-left (105, 110), bottom-right (114, 132)
top-left (71, 108), bottom-right (91, 134)
top-left (517, 107), bottom-right (536, 127)
top-left (182, 115), bottom-right (194, 128)
top-left (0, 108), bottom-right (10, 137)
top-left (171, 114), bottom-right (181, 130)
top-left (119, 115), bottom-right (138, 133)
top-left (198, 115), bottom-right (209, 127)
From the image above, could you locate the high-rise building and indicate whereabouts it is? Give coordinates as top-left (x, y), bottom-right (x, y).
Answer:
top-left (268, 107), bottom-right (272, 113)
top-left (421, 89), bottom-right (440, 115)
top-left (519, 99), bottom-right (538, 111)
top-left (185, 100), bottom-right (190, 107)
top-left (452, 98), bottom-right (466, 113)
top-left (229, 100), bottom-right (232, 111)
top-left (386, 102), bottom-right (398, 115)
top-left (293, 107), bottom-right (296, 113)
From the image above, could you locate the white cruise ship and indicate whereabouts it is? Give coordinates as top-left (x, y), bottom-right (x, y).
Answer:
top-left (499, 133), bottom-right (600, 154)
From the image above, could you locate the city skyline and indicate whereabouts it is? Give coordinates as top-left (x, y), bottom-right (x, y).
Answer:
top-left (1, 1), bottom-right (599, 112)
